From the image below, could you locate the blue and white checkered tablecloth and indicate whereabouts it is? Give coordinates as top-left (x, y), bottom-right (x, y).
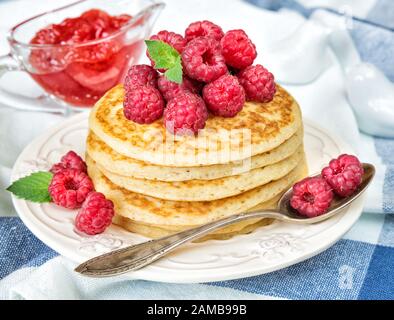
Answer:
top-left (0, 0), bottom-right (393, 299)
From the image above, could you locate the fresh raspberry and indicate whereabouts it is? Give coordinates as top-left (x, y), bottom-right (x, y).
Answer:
top-left (237, 64), bottom-right (276, 103)
top-left (147, 30), bottom-right (187, 70)
top-left (48, 169), bottom-right (94, 209)
top-left (149, 30), bottom-right (187, 53)
top-left (158, 75), bottom-right (202, 101)
top-left (220, 30), bottom-right (257, 69)
top-left (185, 20), bottom-right (224, 42)
top-left (50, 151), bottom-right (87, 174)
top-left (202, 75), bottom-right (245, 117)
top-left (322, 154), bottom-right (364, 197)
top-left (123, 85), bottom-right (164, 124)
top-left (290, 177), bottom-right (334, 217)
top-left (124, 64), bottom-right (158, 90)
top-left (164, 92), bottom-right (208, 135)
top-left (182, 37), bottom-right (228, 83)
top-left (75, 192), bottom-right (114, 235)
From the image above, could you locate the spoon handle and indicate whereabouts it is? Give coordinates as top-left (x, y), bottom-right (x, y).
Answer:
top-left (75, 210), bottom-right (281, 277)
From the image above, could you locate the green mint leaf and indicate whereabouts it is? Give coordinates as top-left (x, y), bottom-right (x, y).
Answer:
top-left (164, 56), bottom-right (183, 84)
top-left (7, 171), bottom-right (53, 203)
top-left (145, 40), bottom-right (183, 84)
top-left (145, 40), bottom-right (180, 69)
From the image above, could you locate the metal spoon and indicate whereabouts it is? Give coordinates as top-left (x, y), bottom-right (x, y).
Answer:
top-left (75, 163), bottom-right (375, 277)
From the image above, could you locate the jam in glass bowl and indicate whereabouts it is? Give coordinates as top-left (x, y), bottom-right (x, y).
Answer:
top-left (6, 0), bottom-right (164, 108)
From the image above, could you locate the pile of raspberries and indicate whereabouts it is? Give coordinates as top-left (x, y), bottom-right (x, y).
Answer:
top-left (49, 151), bottom-right (114, 235)
top-left (123, 20), bottom-right (276, 135)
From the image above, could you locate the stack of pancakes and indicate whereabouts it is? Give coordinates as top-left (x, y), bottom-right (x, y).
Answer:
top-left (86, 84), bottom-right (308, 240)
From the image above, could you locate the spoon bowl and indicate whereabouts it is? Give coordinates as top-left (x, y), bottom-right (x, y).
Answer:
top-left (75, 163), bottom-right (375, 277)
top-left (276, 163), bottom-right (375, 223)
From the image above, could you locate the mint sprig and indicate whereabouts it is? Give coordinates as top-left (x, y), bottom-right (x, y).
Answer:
top-left (7, 171), bottom-right (53, 203)
top-left (145, 40), bottom-right (183, 84)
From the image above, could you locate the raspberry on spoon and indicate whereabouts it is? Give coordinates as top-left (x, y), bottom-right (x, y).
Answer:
top-left (290, 177), bottom-right (334, 217)
top-left (322, 154), bottom-right (364, 197)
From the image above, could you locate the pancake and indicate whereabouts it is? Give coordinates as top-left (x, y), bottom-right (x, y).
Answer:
top-left (89, 84), bottom-right (302, 166)
top-left (112, 195), bottom-right (280, 239)
top-left (87, 156), bottom-right (308, 226)
top-left (86, 128), bottom-right (303, 181)
top-left (110, 163), bottom-right (306, 240)
top-left (114, 212), bottom-right (274, 240)
top-left (94, 147), bottom-right (304, 201)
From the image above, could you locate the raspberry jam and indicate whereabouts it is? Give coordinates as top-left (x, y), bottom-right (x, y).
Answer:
top-left (29, 9), bottom-right (143, 107)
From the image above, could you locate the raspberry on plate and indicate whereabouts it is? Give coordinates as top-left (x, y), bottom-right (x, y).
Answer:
top-left (147, 30), bottom-right (187, 70)
top-left (182, 37), bottom-right (228, 83)
top-left (237, 64), bottom-right (276, 103)
top-left (164, 92), bottom-right (208, 135)
top-left (185, 20), bottom-right (224, 42)
top-left (75, 192), bottom-right (114, 235)
top-left (48, 169), bottom-right (94, 209)
top-left (123, 85), bottom-right (164, 124)
top-left (202, 74), bottom-right (245, 117)
top-left (290, 177), bottom-right (334, 217)
top-left (322, 154), bottom-right (364, 197)
top-left (221, 30), bottom-right (257, 69)
top-left (124, 64), bottom-right (158, 90)
top-left (50, 151), bottom-right (87, 174)
top-left (158, 75), bottom-right (202, 101)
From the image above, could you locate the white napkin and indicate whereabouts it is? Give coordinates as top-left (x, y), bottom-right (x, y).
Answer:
top-left (1, 256), bottom-right (270, 300)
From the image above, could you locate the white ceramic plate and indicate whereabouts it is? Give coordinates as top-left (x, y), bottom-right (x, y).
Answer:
top-left (10, 112), bottom-right (363, 283)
